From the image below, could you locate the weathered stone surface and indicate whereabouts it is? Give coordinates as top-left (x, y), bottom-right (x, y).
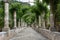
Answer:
top-left (0, 32), bottom-right (7, 40)
top-left (10, 27), bottom-right (49, 40)
top-left (35, 28), bottom-right (60, 40)
top-left (53, 32), bottom-right (60, 40)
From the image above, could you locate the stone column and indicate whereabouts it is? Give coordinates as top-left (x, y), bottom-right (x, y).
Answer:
top-left (21, 19), bottom-right (24, 27)
top-left (24, 22), bottom-right (27, 27)
top-left (18, 19), bottom-right (20, 28)
top-left (49, 13), bottom-right (54, 31)
top-left (41, 13), bottom-right (45, 29)
top-left (14, 11), bottom-right (17, 28)
top-left (50, 14), bottom-right (54, 27)
top-left (3, 0), bottom-right (10, 31)
top-left (39, 16), bottom-right (41, 28)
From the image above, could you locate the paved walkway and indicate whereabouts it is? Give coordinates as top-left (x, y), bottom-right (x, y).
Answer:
top-left (10, 27), bottom-right (50, 40)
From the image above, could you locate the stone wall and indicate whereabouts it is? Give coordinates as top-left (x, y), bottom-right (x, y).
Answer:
top-left (0, 29), bottom-right (16, 40)
top-left (0, 32), bottom-right (7, 40)
top-left (33, 27), bottom-right (60, 40)
top-left (0, 27), bottom-right (60, 40)
top-left (0, 27), bottom-right (26, 40)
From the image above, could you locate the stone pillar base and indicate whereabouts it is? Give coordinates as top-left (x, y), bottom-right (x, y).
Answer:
top-left (2, 27), bottom-right (10, 40)
top-left (2, 27), bottom-right (10, 32)
top-left (13, 27), bottom-right (17, 29)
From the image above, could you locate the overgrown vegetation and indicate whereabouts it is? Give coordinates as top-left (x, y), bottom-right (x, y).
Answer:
top-left (0, 0), bottom-right (60, 32)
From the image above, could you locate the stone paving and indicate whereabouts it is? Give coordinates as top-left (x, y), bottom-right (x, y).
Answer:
top-left (10, 27), bottom-right (50, 40)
